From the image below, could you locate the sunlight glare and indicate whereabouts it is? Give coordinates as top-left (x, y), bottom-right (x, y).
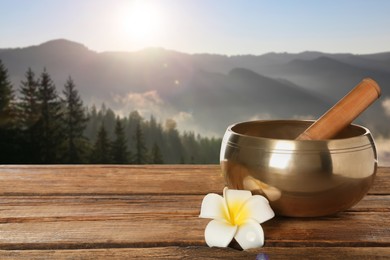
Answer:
top-left (120, 1), bottom-right (164, 46)
top-left (269, 141), bottom-right (295, 169)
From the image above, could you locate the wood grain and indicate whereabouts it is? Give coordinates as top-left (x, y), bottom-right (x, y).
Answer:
top-left (0, 165), bottom-right (224, 195)
top-left (0, 194), bottom-right (387, 221)
top-left (1, 247), bottom-right (390, 260)
top-left (369, 166), bottom-right (390, 194)
top-left (0, 165), bottom-right (387, 194)
top-left (0, 165), bottom-right (389, 258)
top-left (1, 195), bottom-right (389, 249)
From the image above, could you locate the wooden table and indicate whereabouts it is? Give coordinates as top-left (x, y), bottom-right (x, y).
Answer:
top-left (0, 165), bottom-right (389, 259)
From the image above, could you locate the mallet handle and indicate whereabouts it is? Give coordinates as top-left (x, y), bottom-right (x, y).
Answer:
top-left (296, 78), bottom-right (381, 140)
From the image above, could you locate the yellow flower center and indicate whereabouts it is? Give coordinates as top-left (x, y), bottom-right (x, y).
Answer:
top-left (226, 201), bottom-right (249, 226)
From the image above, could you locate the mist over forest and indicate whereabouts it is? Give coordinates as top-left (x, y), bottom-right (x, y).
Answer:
top-left (0, 39), bottom-right (389, 165)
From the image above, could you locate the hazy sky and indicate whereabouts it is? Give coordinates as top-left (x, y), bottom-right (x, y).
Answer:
top-left (1, 0), bottom-right (390, 55)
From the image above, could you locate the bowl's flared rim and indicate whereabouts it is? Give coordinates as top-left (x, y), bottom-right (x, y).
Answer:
top-left (224, 120), bottom-right (375, 152)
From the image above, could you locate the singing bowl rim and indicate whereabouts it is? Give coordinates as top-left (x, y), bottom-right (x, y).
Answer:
top-left (223, 119), bottom-right (375, 152)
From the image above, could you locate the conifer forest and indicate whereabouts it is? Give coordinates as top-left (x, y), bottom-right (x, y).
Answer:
top-left (0, 59), bottom-right (221, 164)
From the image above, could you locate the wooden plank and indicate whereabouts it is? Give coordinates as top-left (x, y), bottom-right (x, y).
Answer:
top-left (0, 165), bottom-right (224, 195)
top-left (349, 195), bottom-right (390, 212)
top-left (0, 217), bottom-right (206, 250)
top-left (370, 166), bottom-right (390, 195)
top-left (1, 211), bottom-right (389, 249)
top-left (264, 212), bottom-right (390, 247)
top-left (0, 165), bottom-right (388, 195)
top-left (0, 195), bottom-right (202, 221)
top-left (1, 195), bottom-right (388, 250)
top-left (0, 194), bottom-right (388, 222)
top-left (1, 247), bottom-right (390, 260)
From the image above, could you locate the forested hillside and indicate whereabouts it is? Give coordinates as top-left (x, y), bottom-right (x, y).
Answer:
top-left (0, 59), bottom-right (221, 164)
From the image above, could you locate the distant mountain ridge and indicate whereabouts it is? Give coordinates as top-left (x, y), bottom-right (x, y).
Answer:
top-left (1, 39), bottom-right (389, 136)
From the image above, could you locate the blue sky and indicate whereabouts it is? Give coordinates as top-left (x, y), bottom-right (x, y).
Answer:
top-left (1, 0), bottom-right (390, 54)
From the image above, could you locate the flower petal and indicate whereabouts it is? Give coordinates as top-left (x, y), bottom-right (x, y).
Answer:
top-left (243, 195), bottom-right (275, 224)
top-left (199, 193), bottom-right (228, 221)
top-left (234, 219), bottom-right (264, 250)
top-left (204, 219), bottom-right (237, 248)
top-left (224, 187), bottom-right (252, 211)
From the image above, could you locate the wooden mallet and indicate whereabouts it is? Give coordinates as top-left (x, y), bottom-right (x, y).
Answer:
top-left (296, 78), bottom-right (381, 140)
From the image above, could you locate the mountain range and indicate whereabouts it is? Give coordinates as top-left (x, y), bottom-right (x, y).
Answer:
top-left (1, 39), bottom-right (389, 137)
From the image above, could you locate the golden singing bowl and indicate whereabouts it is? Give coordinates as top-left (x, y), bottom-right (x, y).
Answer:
top-left (220, 120), bottom-right (377, 217)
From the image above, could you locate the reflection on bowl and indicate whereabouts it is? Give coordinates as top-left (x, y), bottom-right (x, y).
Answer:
top-left (220, 120), bottom-right (377, 217)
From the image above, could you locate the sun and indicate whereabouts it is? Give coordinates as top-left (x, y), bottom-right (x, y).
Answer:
top-left (119, 1), bottom-right (164, 46)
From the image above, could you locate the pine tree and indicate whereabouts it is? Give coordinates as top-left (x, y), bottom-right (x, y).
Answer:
top-left (36, 68), bottom-right (64, 163)
top-left (127, 110), bottom-right (142, 152)
top-left (111, 117), bottom-right (130, 163)
top-left (19, 68), bottom-right (40, 127)
top-left (0, 59), bottom-right (18, 163)
top-left (151, 142), bottom-right (164, 164)
top-left (164, 119), bottom-right (184, 163)
top-left (182, 131), bottom-right (200, 164)
top-left (103, 107), bottom-right (116, 140)
top-left (0, 59), bottom-right (14, 127)
top-left (133, 121), bottom-right (148, 164)
top-left (198, 136), bottom-right (222, 163)
top-left (90, 123), bottom-right (111, 163)
top-left (84, 105), bottom-right (99, 142)
top-left (62, 76), bottom-right (88, 163)
top-left (18, 68), bottom-right (40, 162)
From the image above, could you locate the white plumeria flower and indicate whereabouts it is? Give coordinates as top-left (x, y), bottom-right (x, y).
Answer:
top-left (199, 187), bottom-right (275, 250)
